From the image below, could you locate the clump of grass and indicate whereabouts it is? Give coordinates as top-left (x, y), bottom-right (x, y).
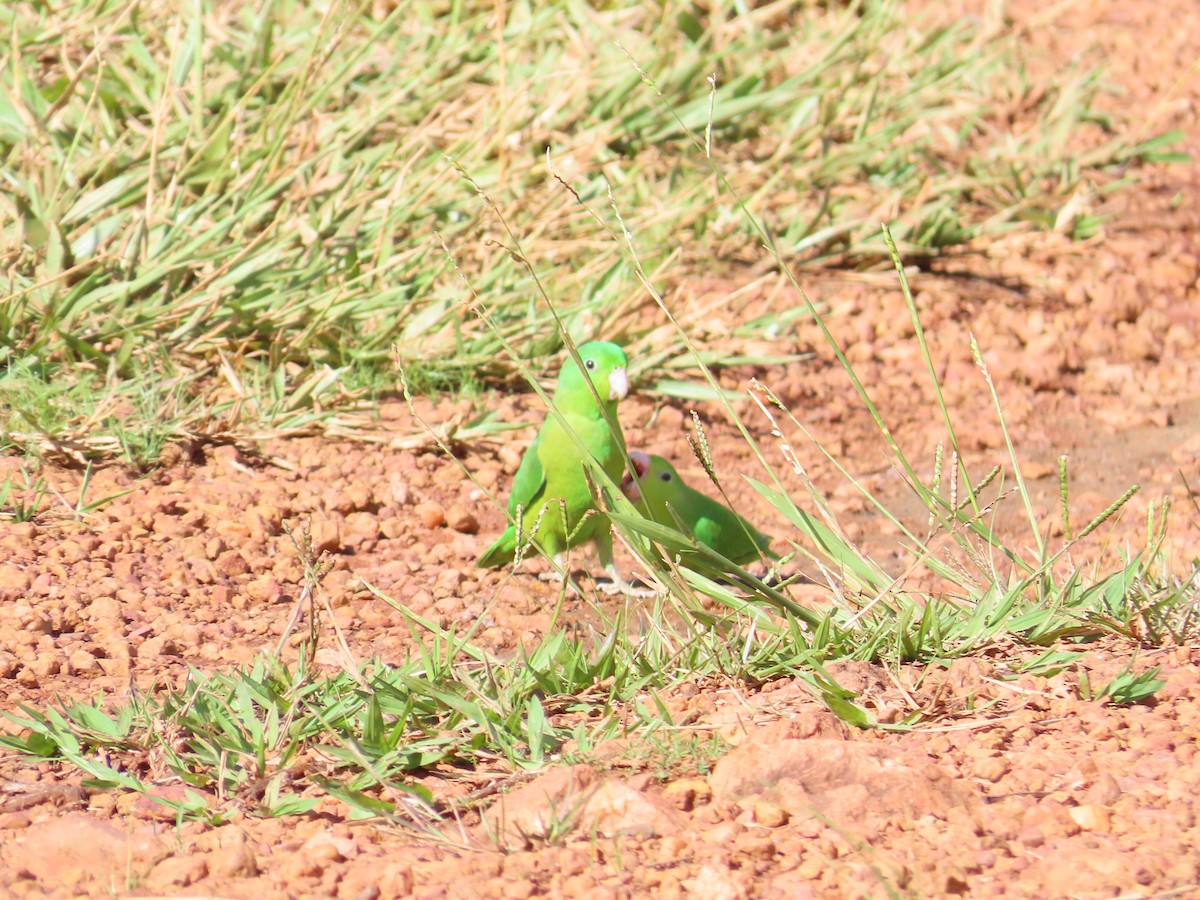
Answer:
top-left (1, 0), bottom-right (1183, 462)
top-left (0, 456), bottom-right (130, 521)
top-left (601, 221), bottom-right (1199, 669)
top-left (0, 459), bottom-right (49, 522)
top-left (619, 731), bottom-right (731, 781)
top-left (0, 592), bottom-right (831, 824)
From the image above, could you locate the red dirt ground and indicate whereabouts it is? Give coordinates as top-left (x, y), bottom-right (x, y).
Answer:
top-left (2, 1), bottom-right (1200, 897)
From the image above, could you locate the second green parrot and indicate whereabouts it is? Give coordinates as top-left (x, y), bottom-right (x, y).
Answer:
top-left (621, 450), bottom-right (778, 567)
top-left (477, 341), bottom-right (634, 591)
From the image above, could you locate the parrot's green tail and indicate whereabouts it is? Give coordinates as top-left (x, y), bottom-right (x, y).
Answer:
top-left (723, 531), bottom-right (779, 566)
top-left (476, 528), bottom-right (516, 568)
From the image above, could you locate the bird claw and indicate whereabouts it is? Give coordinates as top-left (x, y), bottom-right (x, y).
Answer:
top-left (597, 578), bottom-right (656, 598)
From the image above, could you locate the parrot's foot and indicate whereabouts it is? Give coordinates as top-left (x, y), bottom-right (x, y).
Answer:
top-left (597, 566), bottom-right (656, 598)
top-left (537, 555), bottom-right (577, 590)
top-left (597, 580), bottom-right (655, 598)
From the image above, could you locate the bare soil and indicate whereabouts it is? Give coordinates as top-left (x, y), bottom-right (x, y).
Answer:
top-left (3, 1), bottom-right (1200, 897)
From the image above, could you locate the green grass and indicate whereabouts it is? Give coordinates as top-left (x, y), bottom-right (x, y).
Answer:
top-left (1, 517), bottom-right (1190, 827)
top-left (1, 0), bottom-right (1196, 839)
top-left (0, 456), bottom-right (131, 521)
top-left (0, 458), bottom-right (48, 522)
top-left (1, 0), bottom-right (1184, 459)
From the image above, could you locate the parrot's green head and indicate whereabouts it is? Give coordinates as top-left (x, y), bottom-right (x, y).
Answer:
top-left (557, 341), bottom-right (629, 410)
top-left (621, 450), bottom-right (676, 505)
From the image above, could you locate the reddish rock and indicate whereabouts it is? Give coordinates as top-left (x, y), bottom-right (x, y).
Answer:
top-left (245, 576), bottom-right (283, 603)
top-left (416, 500), bottom-right (446, 529)
top-left (135, 635), bottom-right (179, 659)
top-left (577, 780), bottom-right (688, 839)
top-left (215, 549), bottom-right (250, 576)
top-left (300, 829), bottom-right (359, 862)
top-left (1086, 773), bottom-right (1123, 806)
top-left (146, 854), bottom-right (208, 889)
top-left (0, 814), bottom-right (164, 888)
top-left (28, 655), bottom-right (61, 679)
top-left (0, 812), bottom-right (31, 830)
top-left (482, 765), bottom-right (598, 846)
top-left (55, 540), bottom-right (88, 564)
top-left (379, 516), bottom-right (406, 539)
top-left (342, 511), bottom-right (380, 549)
top-left (310, 517), bottom-right (342, 554)
top-left (709, 740), bottom-right (978, 835)
top-left (683, 863), bottom-right (749, 900)
top-left (67, 649), bottom-right (100, 674)
top-left (974, 756), bottom-right (1009, 783)
top-left (446, 504), bottom-right (480, 534)
top-left (662, 778), bottom-right (713, 812)
top-left (1069, 804), bottom-right (1110, 832)
top-left (753, 801), bottom-right (790, 828)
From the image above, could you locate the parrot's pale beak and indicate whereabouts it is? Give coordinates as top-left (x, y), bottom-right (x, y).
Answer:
top-left (621, 450), bottom-right (651, 503)
top-left (629, 450), bottom-right (651, 479)
top-left (608, 367), bottom-right (629, 401)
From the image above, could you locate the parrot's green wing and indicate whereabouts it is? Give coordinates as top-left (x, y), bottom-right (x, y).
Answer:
top-left (478, 431), bottom-right (550, 569)
top-left (506, 430), bottom-right (547, 517)
top-left (690, 511), bottom-right (727, 550)
top-left (681, 502), bottom-right (778, 566)
top-left (477, 526), bottom-right (517, 568)
top-left (680, 497), bottom-right (764, 563)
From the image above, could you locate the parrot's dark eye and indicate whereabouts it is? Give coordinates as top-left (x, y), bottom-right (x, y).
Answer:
top-left (659, 471), bottom-right (672, 482)
top-left (584, 358), bottom-right (596, 370)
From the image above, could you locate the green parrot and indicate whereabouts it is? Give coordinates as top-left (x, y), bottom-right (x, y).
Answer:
top-left (477, 341), bottom-right (634, 591)
top-left (620, 450), bottom-right (778, 567)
